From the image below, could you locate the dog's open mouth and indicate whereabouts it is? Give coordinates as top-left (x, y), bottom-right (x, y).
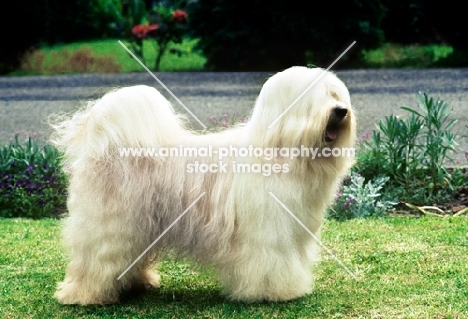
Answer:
top-left (324, 106), bottom-right (348, 143)
top-left (325, 128), bottom-right (338, 142)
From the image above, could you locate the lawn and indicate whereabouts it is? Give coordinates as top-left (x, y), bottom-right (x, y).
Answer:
top-left (16, 38), bottom-right (207, 75)
top-left (1, 216), bottom-right (466, 318)
top-left (14, 40), bottom-right (454, 75)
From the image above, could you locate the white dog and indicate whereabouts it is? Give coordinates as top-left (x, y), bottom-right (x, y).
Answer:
top-left (51, 66), bottom-right (356, 305)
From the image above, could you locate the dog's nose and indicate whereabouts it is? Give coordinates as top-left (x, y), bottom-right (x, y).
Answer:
top-left (332, 106), bottom-right (348, 120)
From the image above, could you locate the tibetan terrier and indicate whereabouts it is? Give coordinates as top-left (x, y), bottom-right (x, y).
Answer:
top-left (51, 66), bottom-right (356, 305)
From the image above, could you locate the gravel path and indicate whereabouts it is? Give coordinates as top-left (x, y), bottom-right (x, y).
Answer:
top-left (1, 69), bottom-right (467, 162)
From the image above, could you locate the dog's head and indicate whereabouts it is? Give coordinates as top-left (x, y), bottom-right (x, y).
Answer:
top-left (248, 66), bottom-right (356, 151)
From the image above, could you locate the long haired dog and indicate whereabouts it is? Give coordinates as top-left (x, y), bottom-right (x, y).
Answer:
top-left (51, 66), bottom-right (356, 305)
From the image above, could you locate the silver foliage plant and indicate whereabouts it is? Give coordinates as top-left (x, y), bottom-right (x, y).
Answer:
top-left (329, 172), bottom-right (398, 220)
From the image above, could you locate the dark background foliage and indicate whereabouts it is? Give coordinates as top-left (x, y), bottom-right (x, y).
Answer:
top-left (188, 0), bottom-right (466, 70)
top-left (381, 0), bottom-right (465, 48)
top-left (0, 0), bottom-right (466, 73)
top-left (1, 0), bottom-right (122, 74)
top-left (188, 0), bottom-right (385, 70)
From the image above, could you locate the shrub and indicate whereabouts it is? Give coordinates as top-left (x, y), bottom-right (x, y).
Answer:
top-left (354, 92), bottom-right (458, 204)
top-left (356, 114), bottom-right (424, 188)
top-left (128, 3), bottom-right (189, 70)
top-left (401, 93), bottom-right (457, 189)
top-left (0, 134), bottom-right (67, 218)
top-left (328, 172), bottom-right (397, 220)
top-left (188, 0), bottom-right (385, 70)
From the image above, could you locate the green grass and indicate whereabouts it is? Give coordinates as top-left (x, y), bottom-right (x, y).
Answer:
top-left (1, 217), bottom-right (467, 318)
top-left (14, 40), bottom-right (455, 75)
top-left (111, 38), bottom-right (206, 72)
top-left (15, 38), bottom-right (206, 75)
top-left (362, 43), bottom-right (454, 68)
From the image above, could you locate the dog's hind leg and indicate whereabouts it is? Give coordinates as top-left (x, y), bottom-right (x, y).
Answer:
top-left (54, 217), bottom-right (123, 304)
top-left (54, 200), bottom-right (159, 305)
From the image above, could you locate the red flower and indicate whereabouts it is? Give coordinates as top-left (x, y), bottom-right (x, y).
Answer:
top-left (131, 24), bottom-right (160, 39)
top-left (131, 25), bottom-right (147, 39)
top-left (172, 10), bottom-right (188, 24)
top-left (145, 23), bottom-right (159, 37)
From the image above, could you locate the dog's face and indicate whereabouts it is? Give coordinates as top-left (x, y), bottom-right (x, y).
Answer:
top-left (320, 93), bottom-right (355, 150)
top-left (249, 66), bottom-right (356, 150)
top-left (324, 103), bottom-right (349, 143)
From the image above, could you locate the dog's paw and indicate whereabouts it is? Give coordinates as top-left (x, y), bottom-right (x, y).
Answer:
top-left (144, 271), bottom-right (161, 290)
top-left (131, 270), bottom-right (161, 291)
top-left (55, 280), bottom-right (119, 305)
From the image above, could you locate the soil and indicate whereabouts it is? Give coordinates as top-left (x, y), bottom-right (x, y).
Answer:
top-left (393, 185), bottom-right (468, 217)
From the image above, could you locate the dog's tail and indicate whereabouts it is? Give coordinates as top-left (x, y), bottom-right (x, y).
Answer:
top-left (50, 85), bottom-right (189, 172)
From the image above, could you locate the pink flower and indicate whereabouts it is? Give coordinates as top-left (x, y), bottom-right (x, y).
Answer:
top-left (358, 132), bottom-right (371, 143)
top-left (172, 10), bottom-right (188, 24)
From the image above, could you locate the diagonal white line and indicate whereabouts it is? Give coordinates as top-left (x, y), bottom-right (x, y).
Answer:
top-left (268, 41), bottom-right (356, 129)
top-left (117, 192), bottom-right (206, 280)
top-left (118, 40), bottom-right (207, 129)
top-left (268, 192), bottom-right (358, 280)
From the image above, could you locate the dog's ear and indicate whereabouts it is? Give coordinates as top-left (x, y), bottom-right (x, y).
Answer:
top-left (326, 83), bottom-right (351, 106)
